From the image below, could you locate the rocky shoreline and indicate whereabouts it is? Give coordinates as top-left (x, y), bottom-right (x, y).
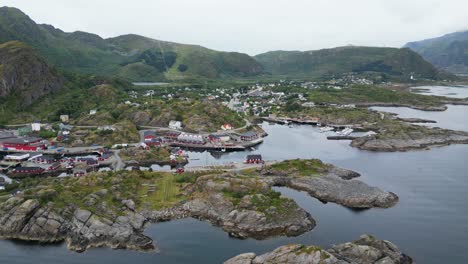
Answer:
top-left (0, 160), bottom-right (398, 252)
top-left (225, 234), bottom-right (414, 264)
top-left (351, 128), bottom-right (468, 152)
top-left (356, 102), bottom-right (448, 111)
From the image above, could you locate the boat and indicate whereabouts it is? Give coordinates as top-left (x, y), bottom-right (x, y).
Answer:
top-left (337, 128), bottom-right (354, 136)
top-left (320, 126), bottom-right (334, 133)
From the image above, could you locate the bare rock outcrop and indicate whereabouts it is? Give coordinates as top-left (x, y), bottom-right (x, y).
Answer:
top-left (225, 234), bottom-right (414, 264)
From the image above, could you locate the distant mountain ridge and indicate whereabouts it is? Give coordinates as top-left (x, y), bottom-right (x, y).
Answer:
top-left (255, 46), bottom-right (452, 81)
top-left (0, 6), bottom-right (454, 82)
top-left (405, 30), bottom-right (468, 74)
top-left (0, 7), bottom-right (264, 81)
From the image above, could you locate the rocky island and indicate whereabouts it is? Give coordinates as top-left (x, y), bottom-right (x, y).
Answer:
top-left (0, 159), bottom-right (397, 252)
top-left (224, 234), bottom-right (414, 264)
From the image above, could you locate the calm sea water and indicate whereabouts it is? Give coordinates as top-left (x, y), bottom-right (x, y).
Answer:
top-left (1, 87), bottom-right (468, 264)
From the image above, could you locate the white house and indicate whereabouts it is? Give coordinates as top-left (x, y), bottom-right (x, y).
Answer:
top-left (169, 120), bottom-right (182, 130)
top-left (89, 109), bottom-right (97, 115)
top-left (31, 122), bottom-right (41, 131)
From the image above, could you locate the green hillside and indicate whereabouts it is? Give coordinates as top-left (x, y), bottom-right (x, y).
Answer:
top-left (0, 7), bottom-right (263, 81)
top-left (405, 30), bottom-right (468, 74)
top-left (0, 41), bottom-right (63, 108)
top-left (255, 46), bottom-right (453, 81)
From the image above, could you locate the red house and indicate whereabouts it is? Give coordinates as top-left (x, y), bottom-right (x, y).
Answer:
top-left (245, 155), bottom-right (263, 164)
top-left (144, 131), bottom-right (157, 141)
top-left (1, 137), bottom-right (46, 151)
top-left (32, 155), bottom-right (57, 164)
top-left (12, 167), bottom-right (45, 175)
top-left (239, 131), bottom-right (259, 141)
top-left (175, 164), bottom-right (185, 174)
top-left (73, 169), bottom-right (87, 177)
top-left (47, 163), bottom-right (61, 171)
top-left (146, 138), bottom-right (162, 147)
top-left (98, 153), bottom-right (113, 161)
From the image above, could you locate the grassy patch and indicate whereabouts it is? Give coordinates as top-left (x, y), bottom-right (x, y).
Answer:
top-left (269, 159), bottom-right (330, 177)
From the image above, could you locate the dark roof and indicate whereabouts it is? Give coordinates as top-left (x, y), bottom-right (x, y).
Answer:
top-left (175, 164), bottom-right (185, 169)
top-left (240, 131), bottom-right (258, 137)
top-left (0, 132), bottom-right (15, 139)
top-left (36, 155), bottom-right (56, 161)
top-left (14, 167), bottom-right (44, 172)
top-left (0, 138), bottom-right (27, 144)
top-left (246, 154), bottom-right (262, 160)
top-left (144, 131), bottom-right (156, 136)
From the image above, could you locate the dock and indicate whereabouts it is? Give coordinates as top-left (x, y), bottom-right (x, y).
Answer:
top-left (327, 136), bottom-right (359, 140)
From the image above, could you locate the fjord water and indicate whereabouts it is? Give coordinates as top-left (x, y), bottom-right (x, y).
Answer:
top-left (1, 87), bottom-right (468, 264)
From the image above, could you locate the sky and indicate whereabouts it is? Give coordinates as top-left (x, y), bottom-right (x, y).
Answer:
top-left (2, 0), bottom-right (467, 55)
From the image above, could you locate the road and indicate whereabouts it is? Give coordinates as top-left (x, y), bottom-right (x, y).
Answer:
top-left (112, 149), bottom-right (125, 171)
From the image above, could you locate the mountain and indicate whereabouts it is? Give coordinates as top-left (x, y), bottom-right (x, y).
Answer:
top-left (0, 7), bottom-right (263, 81)
top-left (0, 6), bottom-right (453, 82)
top-left (255, 46), bottom-right (452, 81)
top-left (404, 30), bottom-right (468, 74)
top-left (0, 41), bottom-right (63, 107)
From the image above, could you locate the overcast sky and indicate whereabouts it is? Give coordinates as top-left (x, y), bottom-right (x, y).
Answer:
top-left (2, 0), bottom-right (467, 55)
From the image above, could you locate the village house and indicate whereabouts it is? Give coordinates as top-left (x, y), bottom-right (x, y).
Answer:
top-left (4, 153), bottom-right (30, 162)
top-left (143, 131), bottom-right (157, 141)
top-left (164, 132), bottom-right (181, 142)
top-left (47, 163), bottom-right (61, 171)
top-left (140, 142), bottom-right (150, 150)
top-left (238, 131), bottom-right (259, 142)
top-left (174, 164), bottom-right (185, 174)
top-left (31, 122), bottom-right (41, 131)
top-left (60, 115), bottom-right (69, 123)
top-left (31, 155), bottom-right (57, 164)
top-left (98, 152), bottom-right (113, 161)
top-left (12, 167), bottom-right (45, 175)
top-left (177, 133), bottom-right (205, 145)
top-left (73, 168), bottom-right (87, 177)
top-left (245, 154), bottom-right (263, 164)
top-left (76, 157), bottom-right (98, 166)
top-left (146, 137), bottom-right (163, 147)
top-left (221, 124), bottom-right (234, 130)
top-left (0, 137), bottom-right (46, 151)
top-left (169, 120), bottom-right (182, 130)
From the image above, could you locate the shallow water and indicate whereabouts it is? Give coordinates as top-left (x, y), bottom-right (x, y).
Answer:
top-left (370, 105), bottom-right (468, 131)
top-left (411, 85), bottom-right (468, 98)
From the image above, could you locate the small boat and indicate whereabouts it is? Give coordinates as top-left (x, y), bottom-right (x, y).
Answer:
top-left (221, 148), bottom-right (226, 152)
top-left (320, 126), bottom-right (334, 133)
top-left (337, 128), bottom-right (354, 136)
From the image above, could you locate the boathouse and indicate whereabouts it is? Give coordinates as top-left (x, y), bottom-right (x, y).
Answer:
top-left (239, 131), bottom-right (259, 141)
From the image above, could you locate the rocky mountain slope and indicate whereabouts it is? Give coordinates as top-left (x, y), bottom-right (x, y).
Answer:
top-left (255, 46), bottom-right (453, 80)
top-left (405, 30), bottom-right (468, 74)
top-left (0, 41), bottom-right (63, 107)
